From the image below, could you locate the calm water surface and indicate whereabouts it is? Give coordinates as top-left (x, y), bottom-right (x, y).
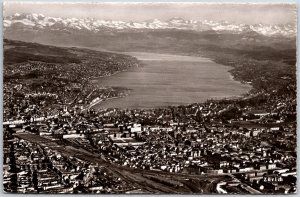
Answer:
top-left (93, 52), bottom-right (251, 109)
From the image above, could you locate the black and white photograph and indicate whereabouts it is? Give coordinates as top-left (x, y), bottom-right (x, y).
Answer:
top-left (2, 2), bottom-right (297, 194)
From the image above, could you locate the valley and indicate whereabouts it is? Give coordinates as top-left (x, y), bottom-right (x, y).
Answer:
top-left (3, 8), bottom-right (297, 194)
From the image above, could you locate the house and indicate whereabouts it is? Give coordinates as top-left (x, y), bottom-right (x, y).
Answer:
top-left (267, 163), bottom-right (277, 170)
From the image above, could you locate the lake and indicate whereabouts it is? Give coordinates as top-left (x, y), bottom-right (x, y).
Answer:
top-left (92, 52), bottom-right (251, 109)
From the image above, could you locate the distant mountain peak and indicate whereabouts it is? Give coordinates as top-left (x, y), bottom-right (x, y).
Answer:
top-left (3, 13), bottom-right (296, 38)
top-left (168, 17), bottom-right (186, 23)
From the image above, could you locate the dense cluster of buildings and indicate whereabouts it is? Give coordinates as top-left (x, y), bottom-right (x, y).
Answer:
top-left (3, 40), bottom-right (296, 194)
top-left (3, 89), bottom-right (296, 193)
top-left (3, 133), bottom-right (136, 193)
top-left (4, 40), bottom-right (139, 124)
top-left (4, 54), bottom-right (138, 123)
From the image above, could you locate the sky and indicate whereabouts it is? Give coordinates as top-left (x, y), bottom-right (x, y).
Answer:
top-left (3, 2), bottom-right (297, 24)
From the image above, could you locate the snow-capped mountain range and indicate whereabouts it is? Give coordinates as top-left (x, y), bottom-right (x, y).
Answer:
top-left (4, 13), bottom-right (296, 37)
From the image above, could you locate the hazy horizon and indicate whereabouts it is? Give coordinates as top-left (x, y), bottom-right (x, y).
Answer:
top-left (4, 2), bottom-right (297, 25)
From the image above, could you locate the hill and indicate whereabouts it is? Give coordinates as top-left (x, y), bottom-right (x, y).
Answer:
top-left (3, 39), bottom-right (139, 120)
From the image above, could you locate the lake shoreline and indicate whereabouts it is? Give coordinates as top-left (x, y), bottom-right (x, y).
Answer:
top-left (91, 51), bottom-right (252, 110)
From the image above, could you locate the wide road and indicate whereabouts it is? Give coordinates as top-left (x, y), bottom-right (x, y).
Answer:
top-left (14, 132), bottom-right (229, 194)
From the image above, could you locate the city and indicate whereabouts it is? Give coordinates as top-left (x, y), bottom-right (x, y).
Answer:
top-left (3, 2), bottom-right (297, 195)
